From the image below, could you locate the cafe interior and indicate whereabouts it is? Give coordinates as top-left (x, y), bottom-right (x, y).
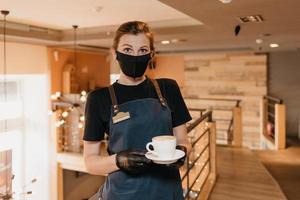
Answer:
top-left (0, 0), bottom-right (300, 199)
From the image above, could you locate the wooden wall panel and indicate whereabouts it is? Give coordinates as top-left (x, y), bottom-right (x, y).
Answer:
top-left (182, 52), bottom-right (267, 149)
top-left (146, 55), bottom-right (185, 87)
top-left (48, 48), bottom-right (110, 94)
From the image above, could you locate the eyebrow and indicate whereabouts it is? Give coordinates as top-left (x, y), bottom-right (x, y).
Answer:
top-left (121, 44), bottom-right (149, 49)
top-left (122, 44), bottom-right (133, 47)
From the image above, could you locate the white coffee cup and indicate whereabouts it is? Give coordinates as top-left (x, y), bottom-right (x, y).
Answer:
top-left (146, 135), bottom-right (176, 159)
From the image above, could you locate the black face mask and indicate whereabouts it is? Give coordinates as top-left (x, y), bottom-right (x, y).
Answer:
top-left (116, 51), bottom-right (151, 79)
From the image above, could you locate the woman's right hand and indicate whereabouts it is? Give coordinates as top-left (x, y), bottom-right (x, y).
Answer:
top-left (116, 149), bottom-right (152, 174)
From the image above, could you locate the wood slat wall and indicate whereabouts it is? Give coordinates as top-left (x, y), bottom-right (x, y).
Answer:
top-left (182, 52), bottom-right (267, 149)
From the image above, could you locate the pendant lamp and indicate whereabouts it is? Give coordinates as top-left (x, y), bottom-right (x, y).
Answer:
top-left (1, 10), bottom-right (9, 133)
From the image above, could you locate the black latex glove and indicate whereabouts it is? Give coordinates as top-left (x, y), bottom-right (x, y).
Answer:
top-left (166, 145), bottom-right (187, 169)
top-left (116, 149), bottom-right (152, 174)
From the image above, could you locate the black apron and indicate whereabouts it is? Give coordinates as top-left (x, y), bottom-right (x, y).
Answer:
top-left (91, 78), bottom-right (183, 200)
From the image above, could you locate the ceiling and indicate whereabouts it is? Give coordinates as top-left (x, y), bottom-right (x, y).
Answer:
top-left (158, 0), bottom-right (300, 53)
top-left (1, 0), bottom-right (300, 53)
top-left (0, 0), bottom-right (201, 29)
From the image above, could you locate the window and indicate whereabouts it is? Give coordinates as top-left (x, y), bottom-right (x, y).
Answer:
top-left (0, 79), bottom-right (23, 133)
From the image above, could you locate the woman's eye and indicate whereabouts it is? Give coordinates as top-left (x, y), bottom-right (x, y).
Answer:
top-left (139, 49), bottom-right (149, 54)
top-left (123, 48), bottom-right (132, 53)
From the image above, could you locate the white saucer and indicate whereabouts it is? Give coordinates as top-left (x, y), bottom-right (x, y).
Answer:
top-left (145, 149), bottom-right (185, 164)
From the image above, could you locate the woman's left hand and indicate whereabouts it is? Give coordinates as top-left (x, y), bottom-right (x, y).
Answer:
top-left (116, 149), bottom-right (153, 174)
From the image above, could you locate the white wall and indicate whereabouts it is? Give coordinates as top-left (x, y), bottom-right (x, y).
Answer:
top-left (0, 41), bottom-right (51, 200)
top-left (23, 75), bottom-right (50, 200)
top-left (0, 75), bottom-right (50, 200)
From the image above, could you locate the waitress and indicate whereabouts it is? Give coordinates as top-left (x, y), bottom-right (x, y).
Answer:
top-left (83, 21), bottom-right (192, 200)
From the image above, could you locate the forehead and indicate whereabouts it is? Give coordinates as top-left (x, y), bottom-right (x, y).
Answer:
top-left (118, 33), bottom-right (150, 47)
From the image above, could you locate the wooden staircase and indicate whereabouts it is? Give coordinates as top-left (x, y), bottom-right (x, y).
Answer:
top-left (209, 146), bottom-right (287, 200)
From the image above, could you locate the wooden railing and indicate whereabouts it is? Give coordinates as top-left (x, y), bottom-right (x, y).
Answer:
top-left (181, 111), bottom-right (216, 200)
top-left (188, 108), bottom-right (206, 118)
top-left (260, 95), bottom-right (286, 150)
top-left (188, 98), bottom-right (242, 147)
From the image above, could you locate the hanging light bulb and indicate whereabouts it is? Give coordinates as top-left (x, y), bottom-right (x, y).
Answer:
top-left (79, 115), bottom-right (85, 122)
top-left (81, 90), bottom-right (87, 96)
top-left (80, 95), bottom-right (87, 102)
top-left (55, 119), bottom-right (65, 127)
top-left (50, 92), bottom-right (61, 100)
top-left (55, 92), bottom-right (61, 98)
top-left (78, 122), bottom-right (84, 129)
top-left (62, 111), bottom-right (69, 118)
top-left (50, 94), bottom-right (58, 100)
top-left (55, 121), bottom-right (62, 127)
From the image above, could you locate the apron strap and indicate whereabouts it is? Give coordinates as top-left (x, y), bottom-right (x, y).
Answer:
top-left (109, 78), bottom-right (166, 114)
top-left (150, 78), bottom-right (167, 107)
top-left (108, 85), bottom-right (119, 115)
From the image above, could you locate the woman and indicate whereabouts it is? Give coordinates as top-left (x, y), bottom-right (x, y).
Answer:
top-left (83, 21), bottom-right (192, 200)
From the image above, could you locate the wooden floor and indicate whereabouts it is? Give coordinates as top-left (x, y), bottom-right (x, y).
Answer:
top-left (254, 138), bottom-right (300, 200)
top-left (209, 146), bottom-right (287, 200)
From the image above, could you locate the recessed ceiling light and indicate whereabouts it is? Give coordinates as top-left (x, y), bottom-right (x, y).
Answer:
top-left (219, 0), bottom-right (232, 3)
top-left (170, 38), bottom-right (187, 43)
top-left (270, 43), bottom-right (279, 48)
top-left (239, 15), bottom-right (264, 23)
top-left (171, 39), bottom-right (179, 43)
top-left (161, 40), bottom-right (170, 45)
top-left (256, 39), bottom-right (263, 44)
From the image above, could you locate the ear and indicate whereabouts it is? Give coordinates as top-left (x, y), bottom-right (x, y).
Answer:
top-left (150, 50), bottom-right (155, 58)
top-left (110, 48), bottom-right (116, 59)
